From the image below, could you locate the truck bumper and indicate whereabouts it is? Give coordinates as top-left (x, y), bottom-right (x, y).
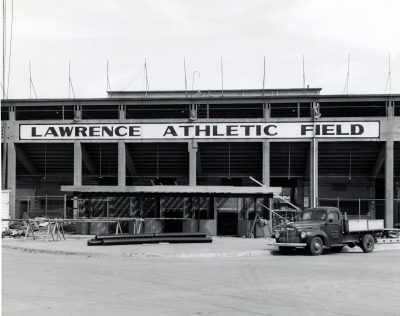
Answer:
top-left (273, 240), bottom-right (307, 248)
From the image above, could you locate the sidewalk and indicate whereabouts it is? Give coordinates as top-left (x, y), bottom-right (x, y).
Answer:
top-left (2, 236), bottom-right (400, 258)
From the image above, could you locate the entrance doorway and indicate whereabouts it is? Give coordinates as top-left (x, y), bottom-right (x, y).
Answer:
top-left (217, 212), bottom-right (238, 236)
top-left (164, 208), bottom-right (183, 233)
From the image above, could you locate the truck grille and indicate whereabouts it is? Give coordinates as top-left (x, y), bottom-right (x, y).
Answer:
top-left (278, 237), bottom-right (301, 243)
top-left (278, 230), bottom-right (300, 243)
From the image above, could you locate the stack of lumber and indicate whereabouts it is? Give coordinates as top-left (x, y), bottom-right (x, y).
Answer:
top-left (87, 232), bottom-right (212, 246)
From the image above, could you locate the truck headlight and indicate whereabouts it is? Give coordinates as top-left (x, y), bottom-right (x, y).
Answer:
top-left (275, 232), bottom-right (280, 239)
top-left (300, 231), bottom-right (307, 239)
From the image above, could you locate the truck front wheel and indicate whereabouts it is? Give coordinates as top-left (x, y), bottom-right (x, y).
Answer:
top-left (308, 237), bottom-right (323, 256)
top-left (360, 234), bottom-right (375, 253)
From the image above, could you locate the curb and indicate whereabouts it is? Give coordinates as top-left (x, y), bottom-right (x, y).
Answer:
top-left (1, 244), bottom-right (272, 259)
top-left (3, 241), bottom-right (400, 259)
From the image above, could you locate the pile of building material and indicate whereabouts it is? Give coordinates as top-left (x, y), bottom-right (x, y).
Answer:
top-left (87, 232), bottom-right (212, 246)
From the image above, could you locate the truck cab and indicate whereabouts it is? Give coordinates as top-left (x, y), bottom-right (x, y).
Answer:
top-left (273, 207), bottom-right (383, 256)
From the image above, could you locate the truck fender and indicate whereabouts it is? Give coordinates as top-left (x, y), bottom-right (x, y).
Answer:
top-left (306, 231), bottom-right (329, 246)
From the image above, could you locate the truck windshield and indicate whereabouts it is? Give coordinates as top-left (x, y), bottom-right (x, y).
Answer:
top-left (301, 210), bottom-right (326, 221)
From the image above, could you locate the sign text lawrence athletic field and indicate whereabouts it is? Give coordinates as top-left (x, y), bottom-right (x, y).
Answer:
top-left (19, 122), bottom-right (380, 140)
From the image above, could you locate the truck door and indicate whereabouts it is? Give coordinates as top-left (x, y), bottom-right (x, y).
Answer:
top-left (326, 211), bottom-right (343, 244)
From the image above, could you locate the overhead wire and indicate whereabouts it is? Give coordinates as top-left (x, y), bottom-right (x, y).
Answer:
top-left (68, 60), bottom-right (76, 98)
top-left (343, 53), bottom-right (350, 94)
top-left (384, 53), bottom-right (392, 95)
top-left (106, 59), bottom-right (111, 92)
top-left (0, 82), bottom-right (7, 99)
top-left (29, 60), bottom-right (38, 99)
top-left (6, 0), bottom-right (13, 97)
top-left (2, 0), bottom-right (7, 99)
top-left (121, 66), bottom-right (144, 91)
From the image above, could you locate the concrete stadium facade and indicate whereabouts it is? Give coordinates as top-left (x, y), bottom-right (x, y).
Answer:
top-left (1, 88), bottom-right (399, 235)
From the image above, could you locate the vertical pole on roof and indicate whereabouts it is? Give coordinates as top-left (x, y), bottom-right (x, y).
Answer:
top-left (184, 57), bottom-right (188, 98)
top-left (262, 56), bottom-right (266, 96)
top-left (343, 53), bottom-right (350, 95)
top-left (220, 56), bottom-right (224, 97)
top-left (106, 59), bottom-right (111, 96)
top-left (45, 195), bottom-right (48, 217)
top-left (144, 59), bottom-right (149, 98)
top-left (29, 60), bottom-right (31, 99)
top-left (302, 55), bottom-right (306, 90)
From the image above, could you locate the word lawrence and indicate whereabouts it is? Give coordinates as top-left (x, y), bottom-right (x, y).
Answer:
top-left (20, 122), bottom-right (379, 140)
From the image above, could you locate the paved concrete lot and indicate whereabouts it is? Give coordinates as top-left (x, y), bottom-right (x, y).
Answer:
top-left (2, 246), bottom-right (400, 316)
top-left (1, 236), bottom-right (274, 258)
top-left (3, 236), bottom-right (400, 258)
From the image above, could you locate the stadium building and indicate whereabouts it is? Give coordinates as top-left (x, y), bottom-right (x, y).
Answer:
top-left (1, 88), bottom-right (399, 235)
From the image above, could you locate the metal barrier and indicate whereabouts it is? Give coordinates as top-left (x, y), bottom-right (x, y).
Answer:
top-left (317, 198), bottom-right (400, 224)
top-left (16, 195), bottom-right (67, 219)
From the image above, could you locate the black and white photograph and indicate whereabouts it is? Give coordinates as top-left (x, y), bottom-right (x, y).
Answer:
top-left (1, 0), bottom-right (400, 315)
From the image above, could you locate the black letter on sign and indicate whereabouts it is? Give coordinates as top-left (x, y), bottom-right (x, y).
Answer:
top-left (351, 124), bottom-right (364, 135)
top-left (115, 126), bottom-right (127, 137)
top-left (264, 125), bottom-right (277, 136)
top-left (32, 127), bottom-right (41, 137)
top-left (163, 126), bottom-right (178, 137)
top-left (301, 125), bottom-right (314, 136)
top-left (44, 127), bottom-right (58, 137)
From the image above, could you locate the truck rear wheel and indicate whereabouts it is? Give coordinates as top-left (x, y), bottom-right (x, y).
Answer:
top-left (360, 234), bottom-right (375, 253)
top-left (308, 237), bottom-right (323, 256)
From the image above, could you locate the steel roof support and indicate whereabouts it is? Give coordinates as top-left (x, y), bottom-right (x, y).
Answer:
top-left (81, 144), bottom-right (97, 176)
top-left (15, 144), bottom-right (38, 175)
top-left (125, 146), bottom-right (136, 177)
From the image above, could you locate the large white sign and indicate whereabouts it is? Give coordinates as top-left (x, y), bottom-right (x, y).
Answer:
top-left (19, 122), bottom-right (380, 140)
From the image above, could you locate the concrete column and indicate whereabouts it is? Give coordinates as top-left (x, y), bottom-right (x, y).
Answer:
top-left (262, 140), bottom-right (270, 187)
top-left (368, 180), bottom-right (376, 219)
top-left (74, 141), bottom-right (82, 186)
top-left (119, 104), bottom-right (125, 120)
top-left (263, 103), bottom-right (270, 119)
top-left (188, 141), bottom-right (197, 186)
top-left (310, 139), bottom-right (318, 207)
top-left (385, 140), bottom-right (394, 228)
top-left (7, 142), bottom-right (16, 218)
top-left (118, 141), bottom-right (126, 187)
top-left (2, 128), bottom-right (7, 189)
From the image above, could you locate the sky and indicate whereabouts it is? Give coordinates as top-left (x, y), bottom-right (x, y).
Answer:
top-left (1, 0), bottom-right (400, 99)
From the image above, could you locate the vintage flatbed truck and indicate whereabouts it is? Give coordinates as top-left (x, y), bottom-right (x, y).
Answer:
top-left (272, 206), bottom-right (384, 256)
